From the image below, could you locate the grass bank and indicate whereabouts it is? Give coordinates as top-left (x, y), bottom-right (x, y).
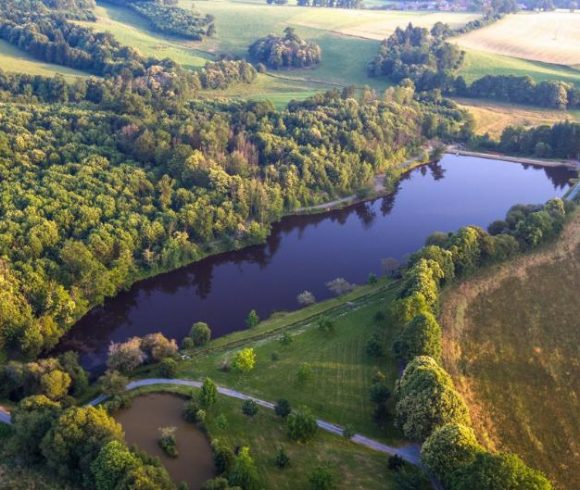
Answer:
top-left (440, 211), bottom-right (580, 490)
top-left (136, 278), bottom-right (404, 443)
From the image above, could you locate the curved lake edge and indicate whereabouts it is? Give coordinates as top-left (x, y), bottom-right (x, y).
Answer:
top-left (55, 154), bottom-right (577, 370)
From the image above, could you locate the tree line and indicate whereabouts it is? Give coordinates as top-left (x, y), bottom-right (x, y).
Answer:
top-left (388, 196), bottom-right (575, 488)
top-left (368, 22), bottom-right (580, 110)
top-left (266, 0), bottom-right (362, 7)
top-left (474, 121), bottom-right (580, 160)
top-left (248, 27), bottom-right (322, 70)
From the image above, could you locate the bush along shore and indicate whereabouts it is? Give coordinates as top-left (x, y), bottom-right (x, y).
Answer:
top-left (390, 195), bottom-right (578, 489)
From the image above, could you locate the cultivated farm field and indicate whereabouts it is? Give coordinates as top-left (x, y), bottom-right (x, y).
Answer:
top-left (440, 212), bottom-right (580, 490)
top-left (454, 12), bottom-right (580, 67)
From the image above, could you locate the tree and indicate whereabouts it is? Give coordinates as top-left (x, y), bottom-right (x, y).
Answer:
top-left (242, 399), bottom-right (259, 417)
top-left (297, 290), bottom-right (316, 306)
top-left (326, 278), bottom-right (355, 296)
top-left (309, 465), bottom-right (336, 490)
top-left (296, 362), bottom-right (313, 384)
top-left (317, 317), bottom-right (335, 335)
top-left (199, 378), bottom-right (218, 409)
top-left (366, 334), bottom-right (385, 358)
top-left (107, 337), bottom-right (145, 374)
top-left (158, 357), bottom-right (178, 377)
top-left (232, 348), bottom-right (256, 373)
top-left (141, 333), bottom-right (178, 362)
top-left (275, 399), bottom-right (292, 418)
top-left (381, 257), bottom-right (400, 277)
top-left (41, 406), bottom-right (124, 485)
top-left (287, 405), bottom-right (318, 442)
top-left (228, 446), bottom-right (260, 490)
top-left (40, 369), bottom-right (71, 400)
top-left (245, 309), bottom-right (260, 328)
top-left (99, 370), bottom-right (128, 398)
top-left (212, 440), bottom-right (235, 474)
top-left (11, 395), bottom-right (62, 463)
top-left (190, 322), bottom-right (212, 346)
top-left (450, 452), bottom-right (552, 490)
top-left (395, 356), bottom-right (470, 441)
top-left (421, 423), bottom-right (483, 482)
top-left (394, 312), bottom-right (442, 362)
top-left (59, 351), bottom-right (89, 397)
top-left (158, 426), bottom-right (178, 457)
top-left (91, 440), bottom-right (139, 490)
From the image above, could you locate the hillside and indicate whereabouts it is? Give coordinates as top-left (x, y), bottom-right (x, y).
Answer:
top-left (440, 211), bottom-right (580, 489)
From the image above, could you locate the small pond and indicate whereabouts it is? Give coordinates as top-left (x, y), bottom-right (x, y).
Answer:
top-left (115, 393), bottom-right (215, 489)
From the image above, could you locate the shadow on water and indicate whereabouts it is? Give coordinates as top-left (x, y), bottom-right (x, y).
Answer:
top-left (56, 156), bottom-right (576, 371)
top-left (114, 393), bottom-right (216, 490)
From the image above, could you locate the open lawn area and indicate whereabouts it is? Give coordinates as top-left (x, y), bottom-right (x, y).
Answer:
top-left (0, 39), bottom-right (88, 80)
top-left (158, 279), bottom-right (404, 443)
top-left (454, 97), bottom-right (580, 137)
top-left (454, 12), bottom-right (580, 67)
top-left (440, 212), bottom-right (580, 490)
top-left (125, 386), bottom-right (406, 490)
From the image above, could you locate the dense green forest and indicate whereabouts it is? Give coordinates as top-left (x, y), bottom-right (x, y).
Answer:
top-left (0, 65), bottom-right (470, 359)
top-left (248, 27), bottom-right (322, 70)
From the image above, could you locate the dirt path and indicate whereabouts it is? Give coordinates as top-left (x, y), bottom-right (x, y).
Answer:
top-left (447, 148), bottom-right (579, 170)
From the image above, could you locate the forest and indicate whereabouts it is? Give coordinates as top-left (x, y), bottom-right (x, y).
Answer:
top-left (0, 65), bottom-right (471, 359)
top-left (248, 27), bottom-right (322, 70)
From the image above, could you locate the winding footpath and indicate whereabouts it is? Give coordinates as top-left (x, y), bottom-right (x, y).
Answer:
top-left (1, 377), bottom-right (422, 466)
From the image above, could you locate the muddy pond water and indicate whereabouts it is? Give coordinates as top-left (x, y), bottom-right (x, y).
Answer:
top-left (115, 393), bottom-right (215, 489)
top-left (58, 155), bottom-right (575, 370)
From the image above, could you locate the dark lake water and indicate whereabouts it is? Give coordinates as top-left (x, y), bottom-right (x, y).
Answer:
top-left (59, 156), bottom-right (575, 370)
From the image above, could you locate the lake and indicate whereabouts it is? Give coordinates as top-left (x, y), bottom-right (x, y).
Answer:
top-left (58, 155), bottom-right (575, 370)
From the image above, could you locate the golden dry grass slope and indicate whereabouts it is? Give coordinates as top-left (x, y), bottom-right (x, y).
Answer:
top-left (454, 12), bottom-right (580, 67)
top-left (454, 97), bottom-right (580, 137)
top-left (440, 211), bottom-right (580, 490)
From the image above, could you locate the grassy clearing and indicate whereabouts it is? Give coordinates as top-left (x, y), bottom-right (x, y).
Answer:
top-left (458, 49), bottom-right (580, 87)
top-left (454, 97), bottom-right (580, 137)
top-left (440, 212), bottom-right (580, 490)
top-left (86, 3), bottom-right (211, 70)
top-left (158, 279), bottom-right (403, 443)
top-left (454, 12), bottom-right (580, 66)
top-left (124, 386), bottom-right (402, 489)
top-left (0, 39), bottom-right (88, 80)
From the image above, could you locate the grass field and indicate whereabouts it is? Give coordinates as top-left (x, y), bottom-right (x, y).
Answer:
top-left (125, 386), bottom-right (405, 490)
top-left (454, 12), bottom-right (580, 67)
top-left (457, 49), bottom-right (580, 87)
top-left (440, 212), bottom-right (580, 490)
top-left (454, 98), bottom-right (580, 137)
top-left (155, 279), bottom-right (403, 443)
top-left (0, 39), bottom-right (88, 80)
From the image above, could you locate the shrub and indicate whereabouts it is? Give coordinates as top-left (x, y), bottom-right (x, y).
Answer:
top-left (199, 378), bottom-right (218, 409)
top-left (181, 337), bottom-right (194, 350)
top-left (309, 465), bottom-right (336, 490)
top-left (245, 310), bottom-right (260, 328)
top-left (366, 334), bottom-right (385, 358)
top-left (142, 333), bottom-right (178, 362)
top-left (287, 405), bottom-right (318, 442)
top-left (275, 399), bottom-right (292, 418)
top-left (297, 290), bottom-right (316, 306)
top-left (211, 440), bottom-right (235, 475)
top-left (107, 337), bottom-right (145, 374)
top-left (158, 426), bottom-right (178, 458)
top-left (158, 358), bottom-right (177, 377)
top-left (241, 399), bottom-right (259, 417)
top-left (274, 447), bottom-right (290, 469)
top-left (326, 277), bottom-right (355, 296)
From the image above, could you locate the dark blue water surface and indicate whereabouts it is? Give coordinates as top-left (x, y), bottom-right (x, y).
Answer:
top-left (59, 155), bottom-right (574, 370)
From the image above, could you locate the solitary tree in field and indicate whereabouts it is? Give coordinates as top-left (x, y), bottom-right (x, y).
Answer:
top-left (241, 399), bottom-right (259, 417)
top-left (232, 348), bottom-right (256, 373)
